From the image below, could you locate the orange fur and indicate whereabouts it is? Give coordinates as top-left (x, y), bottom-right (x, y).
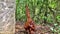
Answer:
top-left (24, 5), bottom-right (35, 34)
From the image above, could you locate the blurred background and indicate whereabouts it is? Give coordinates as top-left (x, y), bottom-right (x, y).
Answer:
top-left (16, 0), bottom-right (60, 34)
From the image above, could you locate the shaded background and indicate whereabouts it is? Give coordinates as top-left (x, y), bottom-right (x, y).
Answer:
top-left (0, 0), bottom-right (15, 34)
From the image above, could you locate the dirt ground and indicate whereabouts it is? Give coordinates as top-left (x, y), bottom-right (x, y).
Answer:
top-left (15, 22), bottom-right (53, 34)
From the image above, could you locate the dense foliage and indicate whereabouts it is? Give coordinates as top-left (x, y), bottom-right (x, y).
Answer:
top-left (16, 0), bottom-right (60, 33)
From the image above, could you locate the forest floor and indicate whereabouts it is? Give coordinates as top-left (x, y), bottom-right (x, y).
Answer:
top-left (15, 21), bottom-right (54, 34)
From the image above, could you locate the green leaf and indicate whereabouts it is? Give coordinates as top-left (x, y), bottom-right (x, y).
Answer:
top-left (49, 0), bottom-right (57, 9)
